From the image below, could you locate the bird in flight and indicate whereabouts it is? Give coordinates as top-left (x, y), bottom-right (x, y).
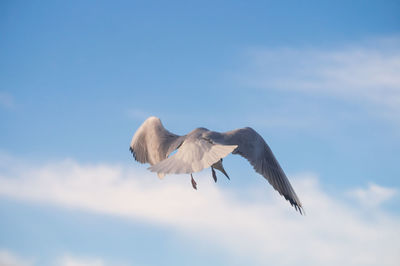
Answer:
top-left (130, 116), bottom-right (303, 214)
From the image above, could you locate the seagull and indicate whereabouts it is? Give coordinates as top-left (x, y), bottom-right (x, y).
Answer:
top-left (129, 116), bottom-right (303, 214)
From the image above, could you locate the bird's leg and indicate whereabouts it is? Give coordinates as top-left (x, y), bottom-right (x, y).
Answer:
top-left (190, 173), bottom-right (197, 190)
top-left (211, 167), bottom-right (217, 183)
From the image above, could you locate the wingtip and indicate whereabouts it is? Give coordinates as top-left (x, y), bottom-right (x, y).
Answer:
top-left (294, 203), bottom-right (305, 215)
top-left (129, 146), bottom-right (143, 163)
top-left (285, 195), bottom-right (304, 215)
top-left (129, 146), bottom-right (136, 159)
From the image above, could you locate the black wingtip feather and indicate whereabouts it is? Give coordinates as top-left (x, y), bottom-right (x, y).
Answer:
top-left (283, 194), bottom-right (304, 215)
top-left (129, 146), bottom-right (140, 162)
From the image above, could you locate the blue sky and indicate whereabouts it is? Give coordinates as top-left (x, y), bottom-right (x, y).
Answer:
top-left (1, 1), bottom-right (400, 265)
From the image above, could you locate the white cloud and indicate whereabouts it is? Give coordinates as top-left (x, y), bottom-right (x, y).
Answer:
top-left (349, 182), bottom-right (397, 208)
top-left (240, 37), bottom-right (400, 122)
top-left (0, 249), bottom-right (33, 266)
top-left (0, 250), bottom-right (122, 266)
top-left (0, 159), bottom-right (399, 266)
top-left (56, 255), bottom-right (105, 266)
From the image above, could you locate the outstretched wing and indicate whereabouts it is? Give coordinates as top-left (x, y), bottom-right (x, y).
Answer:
top-left (207, 127), bottom-right (303, 213)
top-left (129, 116), bottom-right (185, 166)
top-left (148, 132), bottom-right (237, 175)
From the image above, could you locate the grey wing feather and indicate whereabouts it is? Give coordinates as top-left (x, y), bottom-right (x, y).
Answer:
top-left (129, 116), bottom-right (185, 166)
top-left (207, 127), bottom-right (303, 213)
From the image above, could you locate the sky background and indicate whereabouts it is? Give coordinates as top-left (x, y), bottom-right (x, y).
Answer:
top-left (1, 1), bottom-right (400, 265)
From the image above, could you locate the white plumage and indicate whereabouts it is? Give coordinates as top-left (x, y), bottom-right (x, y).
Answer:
top-left (130, 116), bottom-right (303, 214)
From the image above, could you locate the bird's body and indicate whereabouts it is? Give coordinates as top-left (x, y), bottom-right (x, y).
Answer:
top-left (130, 116), bottom-right (303, 214)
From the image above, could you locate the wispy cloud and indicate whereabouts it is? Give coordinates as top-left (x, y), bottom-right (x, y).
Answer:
top-left (0, 91), bottom-right (15, 110)
top-left (349, 182), bottom-right (397, 208)
top-left (239, 37), bottom-right (400, 123)
top-left (56, 255), bottom-right (106, 266)
top-left (0, 249), bottom-right (33, 266)
top-left (0, 159), bottom-right (399, 266)
top-left (0, 250), bottom-right (124, 266)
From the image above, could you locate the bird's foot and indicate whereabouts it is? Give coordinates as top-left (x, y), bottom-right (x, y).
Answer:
top-left (223, 170), bottom-right (230, 180)
top-left (213, 159), bottom-right (230, 180)
top-left (211, 167), bottom-right (217, 183)
top-left (191, 174), bottom-right (197, 190)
